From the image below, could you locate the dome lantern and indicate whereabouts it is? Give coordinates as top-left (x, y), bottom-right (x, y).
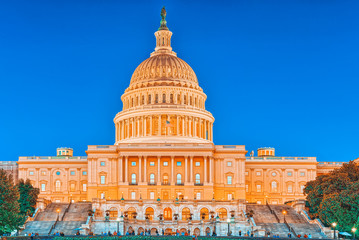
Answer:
top-left (153, 7), bottom-right (174, 56)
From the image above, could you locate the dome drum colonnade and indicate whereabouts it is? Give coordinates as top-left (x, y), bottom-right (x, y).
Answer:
top-left (114, 10), bottom-right (214, 144)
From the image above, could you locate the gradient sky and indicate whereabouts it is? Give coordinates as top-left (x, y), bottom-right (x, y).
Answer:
top-left (0, 0), bottom-right (358, 162)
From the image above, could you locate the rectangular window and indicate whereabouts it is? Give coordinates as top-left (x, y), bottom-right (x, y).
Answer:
top-left (150, 192), bottom-right (155, 200)
top-left (287, 172), bottom-right (292, 176)
top-left (41, 183), bottom-right (46, 192)
top-left (100, 176), bottom-right (106, 184)
top-left (177, 161), bottom-right (182, 166)
top-left (29, 171), bottom-right (34, 176)
top-left (131, 161), bottom-right (136, 166)
top-left (82, 171), bottom-right (87, 176)
top-left (70, 183), bottom-right (75, 191)
top-left (196, 192), bottom-right (201, 200)
top-left (100, 161), bottom-right (105, 166)
top-left (227, 161), bottom-right (232, 167)
top-left (256, 184), bottom-right (262, 192)
top-left (195, 162), bottom-right (200, 166)
top-left (227, 176), bottom-right (232, 185)
top-left (227, 193), bottom-right (232, 200)
top-left (288, 185), bottom-right (293, 193)
top-left (300, 172), bottom-right (305, 177)
top-left (150, 162), bottom-right (155, 166)
top-left (131, 191), bottom-right (136, 199)
top-left (163, 161), bottom-right (168, 166)
top-left (70, 171), bottom-right (75, 176)
top-left (256, 171), bottom-right (261, 176)
top-left (41, 171), bottom-right (46, 176)
top-left (83, 184), bottom-right (87, 192)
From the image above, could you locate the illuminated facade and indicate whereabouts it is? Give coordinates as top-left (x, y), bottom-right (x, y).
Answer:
top-left (16, 7), bottom-right (343, 235)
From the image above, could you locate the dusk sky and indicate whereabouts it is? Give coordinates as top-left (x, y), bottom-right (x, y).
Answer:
top-left (0, 0), bottom-right (358, 162)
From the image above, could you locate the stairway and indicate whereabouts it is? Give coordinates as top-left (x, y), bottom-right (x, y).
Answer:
top-left (21, 221), bottom-right (55, 236)
top-left (35, 203), bottom-right (68, 221)
top-left (52, 221), bottom-right (85, 236)
top-left (246, 204), bottom-right (279, 223)
top-left (270, 204), bottom-right (307, 224)
top-left (62, 202), bottom-right (92, 221)
top-left (289, 223), bottom-right (325, 238)
top-left (259, 223), bottom-right (292, 238)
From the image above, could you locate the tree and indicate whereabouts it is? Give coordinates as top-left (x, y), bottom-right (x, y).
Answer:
top-left (17, 179), bottom-right (39, 217)
top-left (0, 169), bottom-right (24, 235)
top-left (304, 161), bottom-right (359, 232)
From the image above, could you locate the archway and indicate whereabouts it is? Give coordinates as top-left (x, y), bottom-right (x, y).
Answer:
top-left (205, 227), bottom-right (211, 236)
top-left (164, 207), bottom-right (172, 220)
top-left (145, 207), bottom-right (154, 220)
top-left (128, 226), bottom-right (134, 234)
top-left (108, 207), bottom-right (118, 218)
top-left (150, 228), bottom-right (157, 236)
top-left (127, 207), bottom-right (137, 219)
top-left (165, 228), bottom-right (173, 235)
top-left (217, 208), bottom-right (228, 219)
top-left (194, 228), bottom-right (200, 236)
top-left (138, 227), bottom-right (144, 235)
top-left (182, 207), bottom-right (190, 220)
top-left (180, 228), bottom-right (187, 234)
top-left (200, 207), bottom-right (209, 220)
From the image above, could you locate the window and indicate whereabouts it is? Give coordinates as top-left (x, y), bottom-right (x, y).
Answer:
top-left (287, 172), bottom-right (292, 177)
top-left (256, 172), bottom-right (261, 176)
top-left (176, 174), bottom-right (182, 184)
top-left (131, 161), bottom-right (136, 166)
top-left (300, 172), bottom-right (305, 177)
top-left (70, 171), bottom-right (75, 176)
top-left (83, 183), bottom-right (87, 192)
top-left (100, 193), bottom-right (105, 199)
top-left (288, 185), bottom-right (293, 193)
top-left (163, 175), bottom-right (169, 184)
top-left (82, 171), bottom-right (87, 176)
top-left (245, 184), bottom-right (249, 192)
top-left (227, 176), bottom-right (232, 185)
top-left (29, 171), bottom-right (34, 176)
top-left (150, 174), bottom-right (155, 184)
top-left (41, 183), bottom-right (46, 192)
top-left (195, 174), bottom-right (201, 184)
top-left (227, 193), bottom-right (233, 200)
top-left (196, 192), bottom-right (201, 200)
top-left (41, 171), bottom-right (46, 176)
top-left (100, 161), bottom-right (105, 166)
top-left (227, 161), bottom-right (232, 167)
top-left (195, 162), bottom-right (200, 166)
top-left (55, 180), bottom-right (61, 191)
top-left (131, 192), bottom-right (136, 199)
top-left (177, 161), bottom-right (182, 166)
top-left (100, 175), bottom-right (106, 184)
top-left (131, 173), bottom-right (136, 184)
top-left (271, 181), bottom-right (278, 192)
top-left (163, 161), bottom-right (168, 166)
top-left (272, 172), bottom-right (277, 177)
top-left (150, 192), bottom-right (155, 200)
top-left (150, 162), bottom-right (155, 166)
top-left (170, 93), bottom-right (173, 103)
top-left (148, 95), bottom-right (151, 104)
top-left (256, 184), bottom-right (262, 192)
top-left (56, 171), bottom-right (61, 176)
top-left (70, 183), bottom-right (75, 191)
top-left (155, 94), bottom-right (158, 103)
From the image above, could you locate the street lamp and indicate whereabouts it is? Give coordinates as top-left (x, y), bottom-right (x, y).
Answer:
top-left (332, 222), bottom-right (337, 239)
top-left (352, 227), bottom-right (357, 240)
top-left (56, 208), bottom-right (60, 220)
top-left (282, 210), bottom-right (287, 223)
top-left (227, 218), bottom-right (230, 236)
top-left (117, 217), bottom-right (120, 233)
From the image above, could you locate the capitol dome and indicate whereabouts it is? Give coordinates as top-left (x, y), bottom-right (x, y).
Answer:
top-left (114, 7), bottom-right (214, 144)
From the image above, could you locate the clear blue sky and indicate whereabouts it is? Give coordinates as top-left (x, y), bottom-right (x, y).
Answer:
top-left (0, 0), bottom-right (358, 162)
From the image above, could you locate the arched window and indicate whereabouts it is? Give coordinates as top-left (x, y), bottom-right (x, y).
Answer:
top-left (148, 95), bottom-right (152, 104)
top-left (190, 96), bottom-right (192, 105)
top-left (164, 207), bottom-right (172, 220)
top-left (182, 207), bottom-right (190, 220)
top-left (145, 207), bottom-right (154, 220)
top-left (163, 174), bottom-right (169, 185)
top-left (184, 95), bottom-right (187, 104)
top-left (55, 180), bottom-right (61, 192)
top-left (127, 207), bottom-right (136, 219)
top-left (131, 174), bottom-right (137, 184)
top-left (142, 95), bottom-right (145, 105)
top-left (170, 94), bottom-right (173, 103)
top-left (288, 185), bottom-right (293, 193)
top-left (200, 208), bottom-right (209, 220)
top-left (136, 96), bottom-right (139, 106)
top-left (155, 94), bottom-right (158, 103)
top-left (149, 174), bottom-right (155, 184)
top-left (176, 174), bottom-right (182, 185)
top-left (177, 94), bottom-right (180, 104)
top-left (162, 93), bottom-right (166, 103)
top-left (108, 207), bottom-right (118, 218)
top-left (271, 181), bottom-right (278, 192)
top-left (195, 174), bottom-right (201, 184)
top-left (217, 208), bottom-right (228, 219)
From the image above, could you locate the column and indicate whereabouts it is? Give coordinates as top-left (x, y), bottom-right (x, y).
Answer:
top-left (189, 117), bottom-right (192, 136)
top-left (176, 115), bottom-right (179, 136)
top-left (137, 117), bottom-right (140, 137)
top-left (131, 118), bottom-right (134, 138)
top-left (158, 115), bottom-right (162, 136)
top-left (144, 117), bottom-right (147, 136)
top-left (209, 157), bottom-right (213, 184)
top-left (125, 156), bottom-right (128, 183)
top-left (139, 156), bottom-right (142, 183)
top-left (150, 116), bottom-right (153, 136)
top-left (190, 156), bottom-right (193, 183)
top-left (185, 156), bottom-right (188, 183)
top-left (204, 120), bottom-right (207, 140)
top-left (144, 156), bottom-right (147, 183)
top-left (204, 156), bottom-right (207, 183)
top-left (126, 120), bottom-right (129, 139)
top-left (118, 156), bottom-right (123, 183)
top-left (182, 116), bottom-right (185, 136)
top-left (193, 118), bottom-right (196, 137)
top-left (171, 156), bottom-right (174, 184)
top-left (157, 156), bottom-right (161, 183)
top-left (121, 121), bottom-right (124, 140)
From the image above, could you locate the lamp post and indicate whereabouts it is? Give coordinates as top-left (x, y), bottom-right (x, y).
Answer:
top-left (56, 208), bottom-right (60, 220)
top-left (117, 217), bottom-right (120, 233)
top-left (332, 222), bottom-right (337, 239)
top-left (282, 210), bottom-right (287, 223)
top-left (227, 218), bottom-right (230, 236)
top-left (352, 227), bottom-right (357, 240)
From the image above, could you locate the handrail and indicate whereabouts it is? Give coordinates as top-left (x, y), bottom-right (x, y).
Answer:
top-left (266, 202), bottom-right (280, 223)
top-left (61, 202), bottom-right (72, 221)
top-left (48, 215), bottom-right (59, 236)
top-left (284, 217), bottom-right (298, 238)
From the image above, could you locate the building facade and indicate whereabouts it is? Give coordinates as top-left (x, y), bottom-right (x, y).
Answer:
top-left (16, 8), bottom-right (343, 229)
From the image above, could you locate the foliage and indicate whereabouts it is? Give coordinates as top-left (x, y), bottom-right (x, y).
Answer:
top-left (0, 169), bottom-right (25, 235)
top-left (304, 161), bottom-right (359, 232)
top-left (17, 178), bottom-right (40, 216)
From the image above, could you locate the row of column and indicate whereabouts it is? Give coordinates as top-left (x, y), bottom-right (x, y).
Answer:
top-left (115, 114), bottom-right (213, 142)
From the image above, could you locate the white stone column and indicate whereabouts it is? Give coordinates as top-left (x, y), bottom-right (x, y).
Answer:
top-left (171, 156), bottom-right (174, 184)
top-left (144, 117), bottom-right (147, 136)
top-left (118, 156), bottom-right (123, 183)
top-left (189, 117), bottom-right (192, 137)
top-left (157, 156), bottom-right (161, 184)
top-left (204, 156), bottom-right (207, 183)
top-left (190, 156), bottom-right (193, 183)
top-left (185, 156), bottom-right (188, 183)
top-left (131, 118), bottom-right (134, 138)
top-left (137, 117), bottom-right (140, 137)
top-left (139, 156), bottom-right (142, 183)
top-left (209, 157), bottom-right (213, 184)
top-left (158, 115), bottom-right (161, 136)
top-left (126, 120), bottom-right (129, 139)
top-left (193, 118), bottom-right (196, 137)
top-left (144, 156), bottom-right (147, 183)
top-left (150, 116), bottom-right (153, 136)
top-left (176, 115), bottom-right (179, 136)
top-left (182, 116), bottom-right (185, 136)
top-left (125, 156), bottom-right (128, 183)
